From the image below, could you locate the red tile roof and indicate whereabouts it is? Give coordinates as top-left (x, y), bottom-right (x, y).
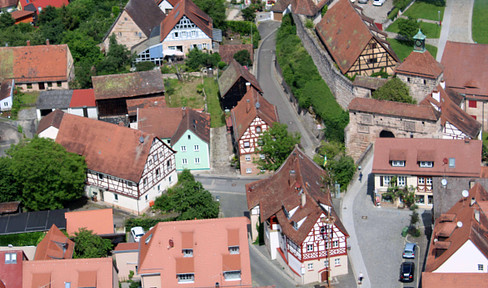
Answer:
top-left (219, 59), bottom-right (262, 99)
top-left (271, 0), bottom-right (290, 12)
top-left (138, 217), bottom-right (252, 287)
top-left (441, 41), bottom-right (488, 98)
top-left (291, 0), bottom-right (318, 16)
top-left (316, 0), bottom-right (398, 74)
top-left (0, 0), bottom-right (18, 9)
top-left (23, 257), bottom-right (115, 288)
top-left (36, 109), bottom-right (64, 134)
top-left (114, 242), bottom-right (139, 252)
top-left (34, 224), bottom-right (74, 261)
top-left (171, 108), bottom-right (210, 144)
top-left (231, 87), bottom-right (279, 140)
top-left (65, 209), bottom-right (114, 236)
top-left (138, 107), bottom-right (185, 139)
top-left (19, 0), bottom-right (68, 10)
top-left (372, 138), bottom-right (482, 177)
top-left (219, 44), bottom-right (254, 64)
top-left (69, 89), bottom-right (95, 108)
top-left (425, 184), bottom-right (488, 273)
top-left (0, 79), bottom-right (13, 101)
top-left (395, 50), bottom-right (444, 79)
top-left (160, 0), bottom-right (213, 42)
top-left (422, 272), bottom-right (488, 288)
top-left (92, 70), bottom-right (165, 100)
top-left (10, 10), bottom-right (34, 21)
top-left (126, 96), bottom-right (166, 116)
top-left (246, 146), bottom-right (348, 245)
top-left (0, 201), bottom-right (20, 214)
top-left (348, 97), bottom-right (439, 121)
top-left (54, 112), bottom-right (171, 183)
top-left (0, 44), bottom-right (71, 83)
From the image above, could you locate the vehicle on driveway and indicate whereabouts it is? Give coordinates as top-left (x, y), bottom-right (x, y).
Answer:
top-left (399, 262), bottom-right (415, 282)
top-left (358, 0), bottom-right (368, 3)
top-left (403, 243), bottom-right (416, 259)
top-left (131, 226), bottom-right (145, 242)
top-left (373, 0), bottom-right (385, 5)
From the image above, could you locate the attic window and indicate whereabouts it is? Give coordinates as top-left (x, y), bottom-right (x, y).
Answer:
top-left (182, 249), bottom-right (193, 257)
top-left (419, 161), bottom-right (433, 168)
top-left (391, 161), bottom-right (405, 167)
top-left (228, 246), bottom-right (240, 254)
top-left (256, 126), bottom-right (262, 133)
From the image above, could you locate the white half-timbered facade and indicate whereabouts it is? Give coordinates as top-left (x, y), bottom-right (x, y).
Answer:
top-left (246, 147), bottom-right (349, 285)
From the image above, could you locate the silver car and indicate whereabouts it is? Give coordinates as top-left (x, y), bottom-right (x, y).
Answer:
top-left (402, 242), bottom-right (416, 259)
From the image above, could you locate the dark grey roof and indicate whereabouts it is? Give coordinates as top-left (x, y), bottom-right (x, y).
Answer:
top-left (125, 0), bottom-right (166, 37)
top-left (36, 90), bottom-right (73, 110)
top-left (213, 29), bottom-right (222, 42)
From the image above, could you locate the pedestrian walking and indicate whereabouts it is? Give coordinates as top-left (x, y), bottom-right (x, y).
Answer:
top-left (359, 172), bottom-right (363, 182)
top-left (358, 272), bottom-right (364, 284)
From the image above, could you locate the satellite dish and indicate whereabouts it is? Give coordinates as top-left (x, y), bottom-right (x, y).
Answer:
top-left (457, 221), bottom-right (463, 228)
top-left (441, 179), bottom-right (448, 186)
top-left (462, 190), bottom-right (469, 198)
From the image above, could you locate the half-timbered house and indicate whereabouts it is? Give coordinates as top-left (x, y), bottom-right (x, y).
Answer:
top-left (231, 87), bottom-right (278, 175)
top-left (315, 0), bottom-right (399, 77)
top-left (246, 147), bottom-right (349, 285)
top-left (37, 111), bottom-right (177, 215)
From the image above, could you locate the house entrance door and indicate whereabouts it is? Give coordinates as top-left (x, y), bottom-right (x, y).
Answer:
top-left (321, 270), bottom-right (329, 282)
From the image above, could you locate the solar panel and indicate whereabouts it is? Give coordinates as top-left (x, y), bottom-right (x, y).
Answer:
top-left (7, 213), bottom-right (28, 233)
top-left (26, 211), bottom-right (48, 231)
top-left (0, 209), bottom-right (69, 235)
top-left (0, 218), bottom-right (8, 234)
top-left (48, 209), bottom-right (68, 229)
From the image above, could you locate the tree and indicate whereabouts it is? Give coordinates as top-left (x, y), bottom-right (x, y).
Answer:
top-left (0, 12), bottom-right (14, 29)
top-left (372, 77), bottom-right (416, 104)
top-left (0, 157), bottom-right (19, 203)
top-left (73, 228), bottom-right (112, 258)
top-left (152, 170), bottom-right (219, 220)
top-left (185, 49), bottom-right (221, 71)
top-left (397, 17), bottom-right (420, 42)
top-left (96, 35), bottom-right (134, 75)
top-left (256, 123), bottom-right (301, 171)
top-left (135, 61), bottom-right (156, 71)
top-left (192, 0), bottom-right (226, 29)
top-left (233, 49), bottom-right (252, 66)
top-left (6, 137), bottom-right (87, 211)
top-left (241, 7), bottom-right (256, 22)
top-left (313, 141), bottom-right (355, 191)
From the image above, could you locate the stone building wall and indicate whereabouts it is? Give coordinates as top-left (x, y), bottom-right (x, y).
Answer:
top-left (103, 10), bottom-right (147, 51)
top-left (396, 73), bottom-right (443, 103)
top-left (345, 111), bottom-right (441, 161)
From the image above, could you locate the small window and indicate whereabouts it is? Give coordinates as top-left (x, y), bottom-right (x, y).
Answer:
top-left (333, 240), bottom-right (339, 248)
top-left (47, 82), bottom-right (52, 87)
top-left (391, 160), bottom-right (405, 167)
top-left (174, 32), bottom-right (179, 38)
top-left (307, 263), bottom-right (314, 270)
top-left (229, 246), bottom-right (240, 254)
top-left (469, 100), bottom-right (477, 108)
top-left (418, 177), bottom-right (425, 185)
top-left (155, 168), bottom-right (160, 177)
top-left (177, 273), bottom-right (194, 283)
top-left (407, 77), bottom-right (410, 83)
top-left (145, 194), bottom-right (148, 201)
top-left (27, 83), bottom-right (32, 89)
top-left (307, 244), bottom-right (313, 252)
top-left (194, 158), bottom-right (200, 164)
top-left (169, 176), bottom-right (172, 183)
top-left (449, 158), bottom-right (455, 168)
top-left (153, 154), bottom-right (157, 162)
top-left (114, 193), bottom-right (118, 201)
top-left (188, 135), bottom-right (191, 140)
top-left (419, 161), bottom-right (433, 168)
top-left (182, 158), bottom-right (188, 164)
top-left (182, 249), bottom-right (193, 257)
top-left (478, 264), bottom-right (484, 271)
top-left (143, 177), bottom-right (148, 186)
top-left (5, 253), bottom-right (16, 264)
top-left (128, 181), bottom-right (133, 187)
top-left (243, 141), bottom-right (250, 148)
top-left (398, 176), bottom-right (406, 187)
top-left (426, 177), bottom-right (432, 185)
top-left (245, 155), bottom-right (251, 162)
top-left (65, 283), bottom-right (71, 288)
top-left (320, 227), bottom-right (326, 233)
top-left (181, 146), bottom-right (187, 152)
top-left (98, 173), bottom-right (104, 180)
top-left (148, 159), bottom-right (152, 166)
top-left (256, 126), bottom-right (262, 133)
top-left (194, 145), bottom-right (199, 151)
top-left (56, 81), bottom-right (62, 87)
top-left (324, 260), bottom-right (329, 267)
top-left (118, 32), bottom-right (122, 36)
top-left (223, 271), bottom-right (241, 281)
top-left (423, 79), bottom-right (427, 85)
top-left (334, 258), bottom-right (341, 266)
top-left (167, 160), bottom-right (170, 167)
top-left (260, 154), bottom-right (265, 160)
top-left (246, 168), bottom-right (252, 174)
top-left (428, 195), bottom-right (433, 204)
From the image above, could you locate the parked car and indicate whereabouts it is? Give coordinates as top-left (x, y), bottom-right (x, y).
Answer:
top-left (399, 262), bottom-right (415, 282)
top-left (358, 0), bottom-right (368, 3)
top-left (373, 0), bottom-right (385, 6)
top-left (402, 243), bottom-right (416, 259)
top-left (131, 226), bottom-right (145, 242)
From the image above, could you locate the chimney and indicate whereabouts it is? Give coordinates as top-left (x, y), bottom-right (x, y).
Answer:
top-left (440, 79), bottom-right (446, 89)
top-left (245, 82), bottom-right (251, 92)
top-left (246, 99), bottom-right (250, 113)
top-left (471, 197), bottom-right (476, 207)
top-left (432, 90), bottom-right (440, 102)
top-left (26, 40), bottom-right (30, 46)
top-left (301, 191), bottom-right (306, 207)
top-left (46, 39), bottom-right (50, 45)
top-left (475, 209), bottom-right (480, 223)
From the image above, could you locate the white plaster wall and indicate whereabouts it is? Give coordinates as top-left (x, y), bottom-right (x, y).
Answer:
top-left (269, 229), bottom-right (279, 260)
top-left (38, 127), bottom-right (59, 140)
top-left (158, 0), bottom-right (173, 13)
top-left (1, 95), bottom-right (12, 111)
top-left (141, 274), bottom-right (161, 288)
top-left (288, 253), bottom-right (302, 276)
top-left (435, 240), bottom-right (488, 273)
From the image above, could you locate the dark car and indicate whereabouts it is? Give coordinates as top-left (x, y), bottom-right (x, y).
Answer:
top-left (399, 262), bottom-right (415, 282)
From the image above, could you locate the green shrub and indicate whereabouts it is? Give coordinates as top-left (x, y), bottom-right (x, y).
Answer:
top-left (321, 5), bottom-right (328, 16)
top-left (135, 61), bottom-right (155, 71)
top-left (393, 0), bottom-right (413, 11)
top-left (388, 7), bottom-right (400, 20)
top-left (305, 19), bottom-right (314, 29)
top-left (125, 217), bottom-right (176, 231)
top-left (0, 231), bottom-right (45, 246)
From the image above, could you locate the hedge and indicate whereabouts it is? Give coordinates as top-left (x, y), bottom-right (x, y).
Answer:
top-left (276, 15), bottom-right (349, 143)
top-left (125, 216), bottom-right (177, 231)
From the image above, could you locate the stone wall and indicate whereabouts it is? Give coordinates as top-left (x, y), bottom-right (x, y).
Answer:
top-left (345, 111), bottom-right (441, 161)
top-left (292, 14), bottom-right (356, 110)
top-left (396, 72), bottom-right (442, 103)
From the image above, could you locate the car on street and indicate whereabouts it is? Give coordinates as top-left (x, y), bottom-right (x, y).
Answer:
top-left (373, 0), bottom-right (385, 6)
top-left (131, 226), bottom-right (145, 242)
top-left (403, 243), bottom-right (416, 259)
top-left (358, 0), bottom-right (368, 3)
top-left (399, 262), bottom-right (415, 282)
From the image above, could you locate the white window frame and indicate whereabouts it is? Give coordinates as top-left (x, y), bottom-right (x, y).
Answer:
top-left (333, 240), bottom-right (339, 248)
top-left (114, 193), bottom-right (118, 201)
top-left (5, 253), bottom-right (16, 264)
top-left (229, 246), bottom-right (240, 254)
top-left (223, 271), bottom-right (241, 281)
top-left (182, 249), bottom-right (193, 257)
top-left (307, 244), bottom-right (313, 252)
top-left (418, 177), bottom-right (425, 185)
top-left (194, 144), bottom-right (199, 152)
top-left (419, 161), bottom-right (433, 168)
top-left (334, 258), bottom-right (341, 266)
top-left (182, 158), bottom-right (188, 165)
top-left (391, 160), bottom-right (405, 167)
top-left (383, 176), bottom-right (392, 186)
top-left (478, 264), bottom-right (484, 271)
top-left (398, 176), bottom-right (406, 187)
top-left (246, 168), bottom-right (252, 174)
top-left (177, 273), bottom-right (194, 283)
top-left (194, 158), bottom-right (200, 164)
top-left (245, 155), bottom-right (251, 162)
top-left (181, 146), bottom-right (187, 152)
top-left (307, 263), bottom-right (314, 270)
top-left (243, 141), bottom-right (250, 148)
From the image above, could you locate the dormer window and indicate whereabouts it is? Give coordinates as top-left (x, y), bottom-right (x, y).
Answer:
top-left (182, 249), bottom-right (193, 257)
top-left (419, 161), bottom-right (433, 168)
top-left (391, 160), bottom-right (405, 167)
top-left (228, 246), bottom-right (239, 254)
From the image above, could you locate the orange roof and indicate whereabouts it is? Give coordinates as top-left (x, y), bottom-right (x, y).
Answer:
top-left (138, 217), bottom-right (252, 287)
top-left (395, 50), bottom-right (444, 79)
top-left (34, 224), bottom-right (74, 261)
top-left (0, 44), bottom-right (70, 83)
top-left (425, 184), bottom-right (488, 272)
top-left (114, 242), bottom-right (139, 252)
top-left (65, 209), bottom-right (114, 236)
top-left (372, 138), bottom-right (482, 177)
top-left (23, 258), bottom-right (114, 288)
top-left (69, 89), bottom-right (95, 108)
top-left (138, 107), bottom-right (185, 139)
top-left (126, 96), bottom-right (166, 116)
top-left (422, 272), bottom-right (488, 288)
top-left (348, 97), bottom-right (439, 121)
top-left (160, 0), bottom-right (212, 42)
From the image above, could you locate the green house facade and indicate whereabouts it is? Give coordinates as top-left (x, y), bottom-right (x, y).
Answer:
top-left (174, 129), bottom-right (210, 171)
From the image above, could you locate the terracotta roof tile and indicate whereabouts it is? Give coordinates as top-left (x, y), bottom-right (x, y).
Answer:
top-left (34, 224), bottom-right (74, 260)
top-left (138, 217), bottom-right (251, 287)
top-left (246, 147), bottom-right (348, 245)
top-left (171, 108), bottom-right (210, 144)
top-left (160, 0), bottom-right (212, 42)
top-left (125, 0), bottom-right (166, 37)
top-left (36, 109), bottom-right (64, 134)
top-left (114, 242), bottom-right (139, 252)
top-left (372, 138), bottom-right (482, 177)
top-left (422, 272), bottom-right (488, 288)
top-left (219, 44), bottom-right (254, 64)
top-left (69, 89), bottom-right (95, 108)
top-left (271, 0), bottom-right (290, 12)
top-left (0, 201), bottom-right (20, 214)
top-left (0, 44), bottom-right (70, 83)
top-left (352, 76), bottom-right (388, 90)
top-left (395, 50), bottom-right (443, 79)
top-left (316, 0), bottom-right (397, 74)
top-left (348, 97), bottom-right (439, 121)
top-left (10, 10), bottom-right (34, 21)
top-left (0, 79), bottom-right (14, 102)
top-left (218, 59), bottom-right (262, 98)
top-left (231, 87), bottom-right (279, 140)
top-left (92, 70), bottom-right (165, 100)
top-left (441, 41), bottom-right (488, 97)
top-left (126, 96), bottom-right (166, 116)
top-left (0, 0), bottom-right (18, 9)
top-left (138, 107), bottom-right (185, 139)
top-left (291, 0), bottom-right (318, 16)
top-left (65, 209), bottom-right (114, 236)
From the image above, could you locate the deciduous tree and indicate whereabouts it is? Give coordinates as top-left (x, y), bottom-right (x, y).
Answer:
top-left (372, 77), bottom-right (416, 104)
top-left (256, 123), bottom-right (301, 171)
top-left (0, 157), bottom-right (19, 203)
top-left (73, 228), bottom-right (112, 258)
top-left (233, 49), bottom-right (252, 66)
top-left (192, 0), bottom-right (226, 29)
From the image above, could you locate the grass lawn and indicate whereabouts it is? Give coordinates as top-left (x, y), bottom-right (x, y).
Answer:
top-left (19, 91), bottom-right (40, 106)
top-left (164, 77), bottom-right (205, 109)
top-left (204, 77), bottom-right (225, 128)
top-left (0, 231), bottom-right (45, 246)
top-left (403, 1), bottom-right (445, 21)
top-left (386, 20), bottom-right (440, 38)
top-left (472, 0), bottom-right (488, 43)
top-left (388, 38), bottom-right (437, 61)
